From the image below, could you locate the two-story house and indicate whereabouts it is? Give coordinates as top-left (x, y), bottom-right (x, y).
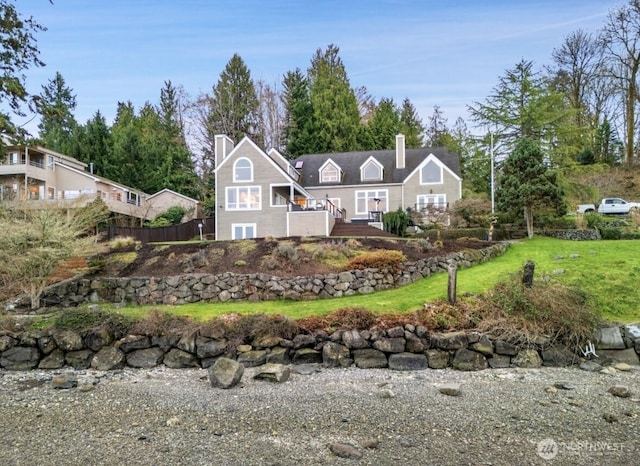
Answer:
top-left (213, 134), bottom-right (462, 240)
top-left (0, 142), bottom-right (201, 222)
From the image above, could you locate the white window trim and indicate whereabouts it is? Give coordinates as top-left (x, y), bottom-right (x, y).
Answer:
top-left (355, 189), bottom-right (388, 215)
top-left (233, 157), bottom-right (253, 183)
top-left (420, 159), bottom-right (443, 185)
top-left (417, 193), bottom-right (447, 210)
top-left (226, 186), bottom-right (262, 211)
top-left (319, 159), bottom-right (342, 183)
top-left (360, 157), bottom-right (383, 182)
top-left (232, 223), bottom-right (257, 240)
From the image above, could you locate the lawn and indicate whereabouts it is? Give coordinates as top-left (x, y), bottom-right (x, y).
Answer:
top-left (112, 237), bottom-right (640, 324)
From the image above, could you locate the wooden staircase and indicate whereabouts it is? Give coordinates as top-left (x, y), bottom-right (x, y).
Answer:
top-left (330, 222), bottom-right (397, 237)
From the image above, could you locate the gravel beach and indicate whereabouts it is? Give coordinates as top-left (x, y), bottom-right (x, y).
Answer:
top-left (0, 365), bottom-right (638, 465)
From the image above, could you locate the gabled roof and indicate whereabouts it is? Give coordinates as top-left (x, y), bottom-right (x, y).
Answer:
top-left (146, 188), bottom-right (199, 203)
top-left (293, 147), bottom-right (461, 187)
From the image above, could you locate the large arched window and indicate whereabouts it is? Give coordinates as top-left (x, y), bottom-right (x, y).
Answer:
top-left (234, 158), bottom-right (253, 182)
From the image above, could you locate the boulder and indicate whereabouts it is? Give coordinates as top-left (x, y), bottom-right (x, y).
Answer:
top-left (329, 442), bottom-right (362, 460)
top-left (494, 340), bottom-right (518, 356)
top-left (386, 326), bottom-right (405, 338)
top-left (84, 328), bottom-right (114, 351)
top-left (431, 331), bottom-right (468, 350)
top-left (488, 354), bottom-right (511, 369)
top-left (439, 383), bottom-right (462, 396)
top-left (164, 348), bottom-right (200, 368)
top-left (452, 348), bottom-right (488, 371)
top-left (266, 347), bottom-right (291, 365)
top-left (208, 357), bottom-right (244, 389)
top-left (237, 350), bottom-right (267, 368)
top-left (0, 334), bottom-right (17, 352)
top-left (126, 347), bottom-right (165, 368)
top-left (596, 327), bottom-right (625, 350)
top-left (512, 349), bottom-right (542, 368)
top-left (292, 334), bottom-right (316, 349)
top-left (405, 332), bottom-right (426, 353)
top-left (542, 345), bottom-right (576, 367)
top-left (91, 346), bottom-right (125, 371)
top-left (0, 346), bottom-right (40, 370)
top-left (341, 329), bottom-right (369, 349)
top-left (372, 337), bottom-right (405, 353)
top-left (65, 349), bottom-right (94, 369)
top-left (52, 330), bottom-right (84, 352)
top-left (39, 348), bottom-right (65, 369)
top-left (322, 342), bottom-right (353, 368)
top-left (52, 372), bottom-right (78, 390)
top-left (116, 335), bottom-right (151, 353)
top-left (426, 349), bottom-right (450, 369)
top-left (176, 332), bottom-right (197, 353)
top-left (196, 336), bottom-right (227, 359)
top-left (469, 335), bottom-right (494, 357)
top-left (353, 348), bottom-right (387, 369)
top-left (598, 348), bottom-right (640, 365)
top-left (37, 334), bottom-right (57, 355)
top-left (292, 348), bottom-right (322, 364)
top-left (253, 363), bottom-right (291, 383)
top-left (388, 352), bottom-right (428, 371)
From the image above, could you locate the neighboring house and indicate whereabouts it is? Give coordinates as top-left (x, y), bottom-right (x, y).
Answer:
top-left (146, 188), bottom-right (202, 221)
top-left (213, 134), bottom-right (462, 240)
top-left (0, 142), bottom-right (200, 223)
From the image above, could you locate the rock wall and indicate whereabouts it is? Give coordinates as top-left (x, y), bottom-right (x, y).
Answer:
top-left (540, 229), bottom-right (601, 240)
top-left (1, 322), bottom-right (638, 373)
top-left (39, 243), bottom-right (509, 308)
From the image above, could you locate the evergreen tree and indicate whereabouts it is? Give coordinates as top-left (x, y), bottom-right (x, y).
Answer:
top-left (36, 72), bottom-right (78, 153)
top-left (425, 105), bottom-right (451, 147)
top-left (209, 54), bottom-right (261, 145)
top-left (307, 44), bottom-right (360, 152)
top-left (496, 138), bottom-right (564, 238)
top-left (399, 98), bottom-right (424, 148)
top-left (0, 0), bottom-right (46, 141)
top-left (368, 98), bottom-right (400, 150)
top-left (74, 111), bottom-right (113, 177)
top-left (281, 68), bottom-right (314, 157)
top-left (110, 101), bottom-right (142, 189)
top-left (468, 60), bottom-right (573, 166)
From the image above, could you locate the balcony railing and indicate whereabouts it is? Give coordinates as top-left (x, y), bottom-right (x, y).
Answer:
top-left (288, 198), bottom-right (346, 221)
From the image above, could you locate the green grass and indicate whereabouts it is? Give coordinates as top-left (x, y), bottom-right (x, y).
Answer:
top-left (108, 237), bottom-right (640, 324)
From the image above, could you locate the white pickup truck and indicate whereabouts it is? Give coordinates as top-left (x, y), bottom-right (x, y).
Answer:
top-left (577, 198), bottom-right (640, 214)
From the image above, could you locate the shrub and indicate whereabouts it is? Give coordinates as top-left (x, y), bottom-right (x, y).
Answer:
top-left (452, 198), bottom-right (492, 227)
top-left (383, 208), bottom-right (411, 236)
top-left (234, 259), bottom-right (247, 267)
top-left (54, 308), bottom-right (133, 334)
top-left (346, 250), bottom-right (406, 270)
top-left (477, 273), bottom-right (602, 349)
top-left (108, 236), bottom-right (140, 250)
top-left (146, 206), bottom-right (188, 227)
top-left (130, 309), bottom-right (196, 336)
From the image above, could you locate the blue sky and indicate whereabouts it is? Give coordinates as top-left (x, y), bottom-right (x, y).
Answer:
top-left (19, 0), bottom-right (620, 136)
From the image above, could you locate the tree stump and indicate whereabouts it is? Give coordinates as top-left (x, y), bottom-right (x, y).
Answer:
top-left (522, 260), bottom-right (535, 287)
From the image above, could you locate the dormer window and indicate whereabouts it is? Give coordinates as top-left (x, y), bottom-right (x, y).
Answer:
top-left (234, 158), bottom-right (253, 182)
top-left (319, 160), bottom-right (341, 183)
top-left (360, 158), bottom-right (383, 181)
top-left (421, 159), bottom-right (442, 184)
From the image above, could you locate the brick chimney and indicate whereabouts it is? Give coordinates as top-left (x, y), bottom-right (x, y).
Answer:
top-left (395, 134), bottom-right (405, 169)
top-left (215, 134), bottom-right (235, 168)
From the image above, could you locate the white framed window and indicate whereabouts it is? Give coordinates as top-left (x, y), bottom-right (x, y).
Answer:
top-left (360, 158), bottom-right (383, 181)
top-left (9, 152), bottom-right (19, 165)
top-left (234, 158), bottom-right (253, 182)
top-left (47, 187), bottom-right (55, 200)
top-left (319, 160), bottom-right (341, 183)
top-left (417, 194), bottom-right (446, 210)
top-left (421, 160), bottom-right (442, 184)
top-left (232, 223), bottom-right (256, 240)
top-left (47, 155), bottom-right (55, 170)
top-left (356, 190), bottom-right (387, 215)
top-left (226, 186), bottom-right (261, 210)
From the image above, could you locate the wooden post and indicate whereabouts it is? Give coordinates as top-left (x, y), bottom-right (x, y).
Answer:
top-left (447, 263), bottom-right (457, 304)
top-left (522, 260), bottom-right (535, 287)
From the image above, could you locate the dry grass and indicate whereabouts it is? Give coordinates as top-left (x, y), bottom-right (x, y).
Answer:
top-left (346, 249), bottom-right (407, 270)
top-left (129, 309), bottom-right (198, 336)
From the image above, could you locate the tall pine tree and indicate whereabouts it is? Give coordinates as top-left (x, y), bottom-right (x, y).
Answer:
top-left (37, 72), bottom-right (78, 154)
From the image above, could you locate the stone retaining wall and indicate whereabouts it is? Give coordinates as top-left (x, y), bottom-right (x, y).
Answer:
top-left (1, 322), bottom-right (638, 373)
top-left (540, 229), bottom-right (601, 240)
top-left (39, 243), bottom-right (509, 308)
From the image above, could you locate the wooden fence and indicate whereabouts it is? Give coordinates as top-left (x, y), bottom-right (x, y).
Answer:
top-left (103, 218), bottom-right (215, 243)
